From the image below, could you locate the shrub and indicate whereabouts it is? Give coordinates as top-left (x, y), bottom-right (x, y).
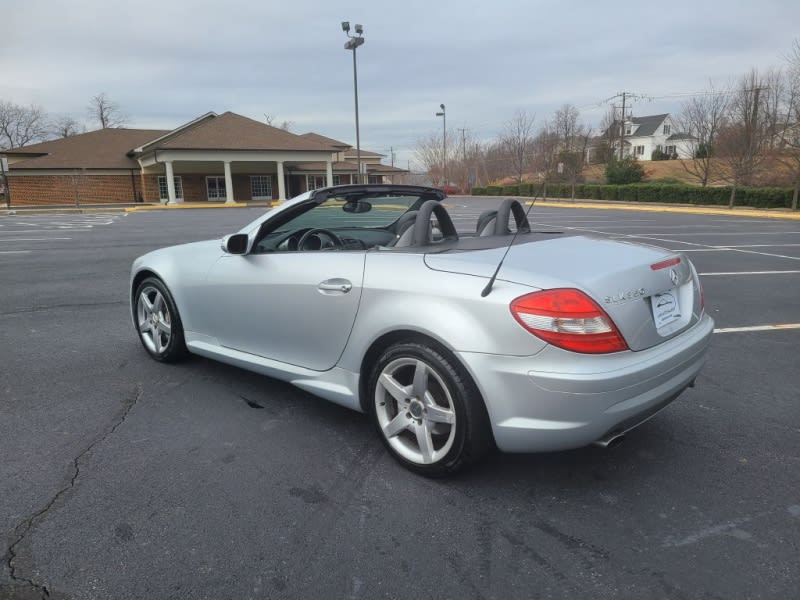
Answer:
top-left (605, 157), bottom-right (645, 184)
top-left (502, 184), bottom-right (520, 196)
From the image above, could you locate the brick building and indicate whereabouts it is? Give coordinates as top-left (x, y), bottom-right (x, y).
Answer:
top-left (1, 111), bottom-right (405, 206)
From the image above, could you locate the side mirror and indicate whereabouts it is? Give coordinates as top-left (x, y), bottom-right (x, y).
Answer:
top-left (221, 233), bottom-right (249, 255)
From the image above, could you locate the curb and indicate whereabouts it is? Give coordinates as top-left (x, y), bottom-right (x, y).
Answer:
top-left (0, 201), bottom-right (277, 216)
top-left (470, 196), bottom-right (800, 221)
top-left (124, 202), bottom-right (274, 212)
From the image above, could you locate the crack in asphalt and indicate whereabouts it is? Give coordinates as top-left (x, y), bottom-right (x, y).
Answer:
top-left (3, 384), bottom-right (143, 599)
top-left (0, 300), bottom-right (126, 317)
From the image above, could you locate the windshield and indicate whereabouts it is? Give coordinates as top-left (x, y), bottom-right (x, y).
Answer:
top-left (254, 191), bottom-right (437, 252)
top-left (277, 194), bottom-right (421, 231)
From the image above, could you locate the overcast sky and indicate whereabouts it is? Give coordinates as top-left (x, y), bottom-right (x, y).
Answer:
top-left (2, 0), bottom-right (799, 168)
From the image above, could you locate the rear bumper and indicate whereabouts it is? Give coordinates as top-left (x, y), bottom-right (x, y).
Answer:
top-left (457, 313), bottom-right (714, 453)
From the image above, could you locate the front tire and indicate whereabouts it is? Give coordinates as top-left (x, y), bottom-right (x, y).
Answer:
top-left (368, 342), bottom-right (491, 477)
top-left (134, 277), bottom-right (187, 362)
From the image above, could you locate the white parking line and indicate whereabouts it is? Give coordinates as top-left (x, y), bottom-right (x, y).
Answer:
top-left (0, 237), bottom-right (72, 242)
top-left (714, 324), bottom-right (800, 333)
top-left (0, 229), bottom-right (91, 235)
top-left (0, 250), bottom-right (31, 254)
top-left (699, 270), bottom-right (800, 276)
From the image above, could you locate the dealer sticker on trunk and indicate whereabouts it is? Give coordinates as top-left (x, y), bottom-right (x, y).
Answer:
top-left (651, 289), bottom-right (681, 329)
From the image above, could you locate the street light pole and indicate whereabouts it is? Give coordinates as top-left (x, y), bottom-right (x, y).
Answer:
top-left (436, 104), bottom-right (446, 187)
top-left (342, 22), bottom-right (365, 184)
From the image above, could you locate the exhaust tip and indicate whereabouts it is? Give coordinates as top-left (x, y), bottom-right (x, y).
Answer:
top-left (593, 432), bottom-right (625, 449)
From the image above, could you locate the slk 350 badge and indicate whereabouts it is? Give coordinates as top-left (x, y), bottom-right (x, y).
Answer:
top-left (604, 288), bottom-right (646, 304)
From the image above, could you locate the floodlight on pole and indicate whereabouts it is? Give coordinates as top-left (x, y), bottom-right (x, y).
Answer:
top-left (342, 21), bottom-right (365, 184)
top-left (436, 104), bottom-right (446, 188)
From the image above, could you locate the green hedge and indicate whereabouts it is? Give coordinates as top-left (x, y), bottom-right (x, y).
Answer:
top-left (469, 184), bottom-right (796, 209)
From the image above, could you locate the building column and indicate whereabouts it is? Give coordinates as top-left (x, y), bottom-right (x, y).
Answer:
top-left (224, 161), bottom-right (235, 203)
top-left (165, 161), bottom-right (179, 204)
top-left (277, 161), bottom-right (286, 201)
top-left (326, 161), bottom-right (334, 188)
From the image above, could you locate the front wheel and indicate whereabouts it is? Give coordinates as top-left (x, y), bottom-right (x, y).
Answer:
top-left (134, 277), bottom-right (187, 362)
top-left (368, 342), bottom-right (492, 477)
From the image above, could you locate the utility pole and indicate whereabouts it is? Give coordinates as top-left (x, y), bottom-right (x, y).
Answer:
top-left (619, 91), bottom-right (627, 160)
top-left (601, 91), bottom-right (643, 160)
top-left (390, 146), bottom-right (395, 167)
top-left (458, 127), bottom-right (467, 192)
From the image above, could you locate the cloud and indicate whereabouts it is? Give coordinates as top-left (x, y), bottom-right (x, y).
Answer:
top-left (2, 0), bottom-right (798, 164)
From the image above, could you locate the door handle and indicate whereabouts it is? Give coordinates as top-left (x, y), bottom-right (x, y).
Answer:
top-left (318, 278), bottom-right (352, 294)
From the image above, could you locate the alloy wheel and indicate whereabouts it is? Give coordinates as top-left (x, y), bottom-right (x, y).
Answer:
top-left (374, 357), bottom-right (457, 465)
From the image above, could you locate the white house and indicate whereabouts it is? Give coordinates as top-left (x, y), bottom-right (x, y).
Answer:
top-left (589, 113), bottom-right (697, 162)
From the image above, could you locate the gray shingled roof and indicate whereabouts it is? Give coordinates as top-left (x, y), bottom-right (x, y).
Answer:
top-left (300, 132), bottom-right (351, 150)
top-left (628, 114), bottom-right (669, 137)
top-left (7, 128), bottom-right (169, 170)
top-left (155, 112), bottom-right (332, 152)
top-left (667, 133), bottom-right (697, 141)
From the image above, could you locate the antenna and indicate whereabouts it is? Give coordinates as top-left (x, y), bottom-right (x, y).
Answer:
top-left (481, 182), bottom-right (545, 298)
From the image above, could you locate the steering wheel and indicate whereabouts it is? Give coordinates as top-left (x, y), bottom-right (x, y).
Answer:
top-left (297, 228), bottom-right (344, 251)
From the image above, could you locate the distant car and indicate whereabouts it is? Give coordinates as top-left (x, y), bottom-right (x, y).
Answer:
top-left (440, 184), bottom-right (460, 195)
top-left (130, 185), bottom-right (713, 476)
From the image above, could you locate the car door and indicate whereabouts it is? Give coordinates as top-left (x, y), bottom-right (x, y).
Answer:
top-left (201, 251), bottom-right (365, 371)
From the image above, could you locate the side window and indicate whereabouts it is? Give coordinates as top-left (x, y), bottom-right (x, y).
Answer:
top-left (158, 176), bottom-right (183, 201)
top-left (251, 175), bottom-right (272, 199)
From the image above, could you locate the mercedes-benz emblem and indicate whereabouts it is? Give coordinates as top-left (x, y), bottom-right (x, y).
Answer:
top-left (669, 268), bottom-right (679, 286)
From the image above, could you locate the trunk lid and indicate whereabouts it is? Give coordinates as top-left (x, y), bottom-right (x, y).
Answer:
top-left (424, 236), bottom-right (702, 351)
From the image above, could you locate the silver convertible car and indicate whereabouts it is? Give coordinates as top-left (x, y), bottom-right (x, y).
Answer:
top-left (131, 185), bottom-right (713, 476)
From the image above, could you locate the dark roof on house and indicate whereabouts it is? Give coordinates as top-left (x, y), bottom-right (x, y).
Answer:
top-left (291, 161), bottom-right (407, 173)
top-left (7, 128), bottom-right (169, 170)
top-left (667, 133), bottom-right (697, 141)
top-left (344, 148), bottom-right (384, 158)
top-left (299, 132), bottom-right (352, 150)
top-left (628, 114), bottom-right (669, 137)
top-left (153, 112), bottom-right (332, 152)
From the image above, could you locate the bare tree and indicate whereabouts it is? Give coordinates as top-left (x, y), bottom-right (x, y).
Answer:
top-left (481, 141), bottom-right (512, 185)
top-left (551, 104), bottom-right (590, 198)
top-left (553, 104), bottom-right (580, 152)
top-left (50, 115), bottom-right (84, 138)
top-left (87, 93), bottom-right (128, 129)
top-left (776, 38), bottom-right (800, 209)
top-left (445, 128), bottom-right (482, 192)
top-left (588, 106), bottom-right (619, 164)
top-left (676, 82), bottom-right (729, 186)
top-left (499, 110), bottom-right (536, 183)
top-left (531, 122), bottom-right (560, 196)
top-left (0, 100), bottom-right (48, 149)
top-left (414, 131), bottom-right (450, 186)
top-left (717, 70), bottom-right (770, 207)
top-left (264, 114), bottom-right (292, 131)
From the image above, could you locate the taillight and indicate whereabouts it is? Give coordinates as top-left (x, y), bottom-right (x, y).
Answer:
top-left (510, 288), bottom-right (629, 354)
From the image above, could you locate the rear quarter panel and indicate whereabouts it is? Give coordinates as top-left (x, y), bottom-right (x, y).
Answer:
top-left (337, 252), bottom-right (548, 373)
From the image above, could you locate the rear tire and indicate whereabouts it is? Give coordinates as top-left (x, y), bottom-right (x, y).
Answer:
top-left (368, 342), bottom-right (492, 477)
top-left (134, 277), bottom-right (187, 362)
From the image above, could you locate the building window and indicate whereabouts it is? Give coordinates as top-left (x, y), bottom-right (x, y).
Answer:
top-left (158, 176), bottom-right (183, 201)
top-left (250, 175), bottom-right (272, 199)
top-left (367, 175), bottom-right (382, 184)
top-left (635, 145), bottom-right (645, 156)
top-left (333, 175), bottom-right (341, 186)
top-left (206, 176), bottom-right (227, 201)
top-left (306, 175), bottom-right (326, 191)
top-left (625, 126), bottom-right (632, 135)
top-left (665, 145), bottom-right (677, 155)
top-left (663, 124), bottom-right (671, 135)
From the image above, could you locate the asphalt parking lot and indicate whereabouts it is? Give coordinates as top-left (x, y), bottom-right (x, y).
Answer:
top-left (1, 200), bottom-right (799, 599)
